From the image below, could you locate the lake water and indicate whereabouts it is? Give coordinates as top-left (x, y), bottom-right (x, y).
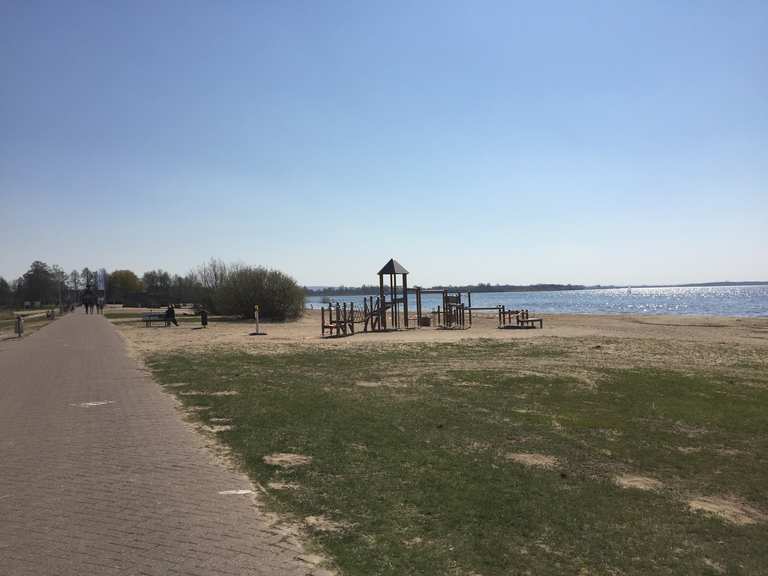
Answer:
top-left (306, 285), bottom-right (768, 317)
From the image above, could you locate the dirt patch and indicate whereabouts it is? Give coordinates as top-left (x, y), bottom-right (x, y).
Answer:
top-left (355, 381), bottom-right (382, 388)
top-left (688, 496), bottom-right (766, 525)
top-left (614, 474), bottom-right (664, 491)
top-left (263, 453), bottom-right (313, 468)
top-left (179, 390), bottom-right (239, 397)
top-left (355, 380), bottom-right (407, 388)
top-left (715, 448), bottom-right (744, 457)
top-left (452, 380), bottom-right (492, 388)
top-left (186, 405), bottom-right (211, 412)
top-left (305, 515), bottom-right (347, 532)
top-left (673, 422), bottom-right (708, 438)
top-left (403, 537), bottom-right (425, 547)
top-left (201, 424), bottom-right (234, 433)
top-left (464, 441), bottom-right (491, 453)
top-left (703, 558), bottom-right (725, 574)
top-left (268, 481), bottom-right (301, 491)
top-left (507, 452), bottom-right (559, 469)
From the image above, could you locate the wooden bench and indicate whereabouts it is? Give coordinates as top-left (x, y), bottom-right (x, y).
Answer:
top-left (143, 313), bottom-right (171, 327)
top-left (517, 317), bottom-right (543, 329)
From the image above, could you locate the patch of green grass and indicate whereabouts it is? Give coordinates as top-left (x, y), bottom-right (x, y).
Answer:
top-left (148, 342), bottom-right (768, 576)
top-left (104, 311), bottom-right (146, 319)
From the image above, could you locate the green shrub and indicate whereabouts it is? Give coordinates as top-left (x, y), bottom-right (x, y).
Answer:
top-left (213, 265), bottom-right (304, 320)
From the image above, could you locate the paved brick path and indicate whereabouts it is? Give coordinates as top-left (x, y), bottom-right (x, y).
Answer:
top-left (0, 313), bottom-right (329, 576)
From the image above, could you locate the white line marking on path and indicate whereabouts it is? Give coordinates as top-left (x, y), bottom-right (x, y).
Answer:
top-left (218, 489), bottom-right (254, 495)
top-left (70, 401), bottom-right (116, 408)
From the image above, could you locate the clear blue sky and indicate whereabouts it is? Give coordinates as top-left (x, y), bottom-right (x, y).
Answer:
top-left (1, 1), bottom-right (766, 286)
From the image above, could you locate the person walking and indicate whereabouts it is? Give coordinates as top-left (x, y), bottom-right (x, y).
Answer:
top-left (82, 286), bottom-right (94, 314)
top-left (165, 304), bottom-right (179, 326)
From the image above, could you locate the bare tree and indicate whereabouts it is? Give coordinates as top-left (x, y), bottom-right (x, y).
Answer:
top-left (195, 259), bottom-right (229, 291)
top-left (81, 267), bottom-right (94, 288)
top-left (69, 270), bottom-right (81, 292)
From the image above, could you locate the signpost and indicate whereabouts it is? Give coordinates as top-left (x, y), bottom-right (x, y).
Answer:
top-left (251, 304), bottom-right (266, 336)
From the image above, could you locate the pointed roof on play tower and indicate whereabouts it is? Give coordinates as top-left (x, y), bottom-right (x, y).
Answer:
top-left (378, 258), bottom-right (409, 275)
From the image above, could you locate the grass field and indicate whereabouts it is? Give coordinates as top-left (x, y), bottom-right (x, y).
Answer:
top-left (147, 338), bottom-right (768, 575)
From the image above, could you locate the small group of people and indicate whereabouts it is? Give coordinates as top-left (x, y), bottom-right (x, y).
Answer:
top-left (81, 287), bottom-right (105, 314)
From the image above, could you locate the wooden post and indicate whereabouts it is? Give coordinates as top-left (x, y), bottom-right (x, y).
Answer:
top-left (379, 274), bottom-right (386, 331)
top-left (467, 291), bottom-right (472, 327)
top-left (392, 274), bottom-right (398, 329)
top-left (403, 273), bottom-right (409, 329)
top-left (389, 274), bottom-right (395, 329)
top-left (351, 303), bottom-right (355, 334)
top-left (416, 287), bottom-right (421, 328)
top-left (442, 290), bottom-right (447, 327)
top-left (322, 306), bottom-right (325, 337)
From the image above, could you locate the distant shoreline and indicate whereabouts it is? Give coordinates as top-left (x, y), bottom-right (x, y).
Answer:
top-left (305, 281), bottom-right (768, 297)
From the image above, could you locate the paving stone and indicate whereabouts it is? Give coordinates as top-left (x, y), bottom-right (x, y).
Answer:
top-left (0, 313), bottom-right (329, 575)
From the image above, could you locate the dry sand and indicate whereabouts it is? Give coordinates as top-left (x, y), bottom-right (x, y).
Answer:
top-left (111, 309), bottom-right (768, 379)
top-left (114, 309), bottom-right (768, 350)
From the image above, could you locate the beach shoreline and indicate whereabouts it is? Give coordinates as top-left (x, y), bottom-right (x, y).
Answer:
top-left (108, 308), bottom-right (768, 360)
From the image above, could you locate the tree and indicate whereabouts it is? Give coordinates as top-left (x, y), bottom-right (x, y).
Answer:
top-left (69, 270), bottom-right (81, 292)
top-left (195, 259), bottom-right (228, 291)
top-left (108, 270), bottom-right (142, 303)
top-left (142, 269), bottom-right (171, 294)
top-left (11, 277), bottom-right (24, 307)
top-left (170, 273), bottom-right (202, 304)
top-left (214, 265), bottom-right (304, 320)
top-left (22, 261), bottom-right (56, 304)
top-left (81, 267), bottom-right (94, 288)
top-left (0, 277), bottom-right (11, 308)
top-left (50, 265), bottom-right (67, 307)
top-left (194, 259), bottom-right (229, 311)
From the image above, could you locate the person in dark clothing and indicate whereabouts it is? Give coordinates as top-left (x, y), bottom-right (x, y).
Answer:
top-left (83, 287), bottom-right (95, 314)
top-left (165, 304), bottom-right (179, 326)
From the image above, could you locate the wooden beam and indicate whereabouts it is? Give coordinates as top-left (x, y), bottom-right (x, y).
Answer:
top-left (403, 273), bottom-right (409, 329)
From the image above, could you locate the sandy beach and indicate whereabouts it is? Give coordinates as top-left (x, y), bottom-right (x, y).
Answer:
top-left (110, 309), bottom-right (768, 377)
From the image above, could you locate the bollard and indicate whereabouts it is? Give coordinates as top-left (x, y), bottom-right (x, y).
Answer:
top-left (254, 304), bottom-right (260, 334)
top-left (15, 315), bottom-right (24, 338)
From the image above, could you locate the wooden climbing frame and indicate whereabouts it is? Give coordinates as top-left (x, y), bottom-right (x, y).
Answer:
top-left (498, 306), bottom-right (543, 329)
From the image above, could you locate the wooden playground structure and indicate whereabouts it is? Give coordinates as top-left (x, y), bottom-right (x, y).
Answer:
top-left (497, 306), bottom-right (544, 329)
top-left (321, 259), bottom-right (544, 338)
